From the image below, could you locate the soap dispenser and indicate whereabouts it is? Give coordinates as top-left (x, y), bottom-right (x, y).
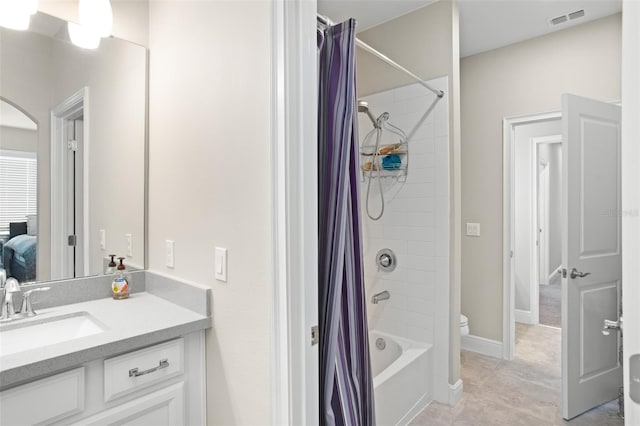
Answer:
top-left (111, 257), bottom-right (130, 299)
top-left (105, 254), bottom-right (117, 275)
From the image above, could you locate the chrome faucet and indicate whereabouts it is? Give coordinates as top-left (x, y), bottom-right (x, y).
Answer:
top-left (0, 275), bottom-right (50, 321)
top-left (20, 287), bottom-right (50, 317)
top-left (1, 277), bottom-right (22, 320)
top-left (371, 291), bottom-right (390, 304)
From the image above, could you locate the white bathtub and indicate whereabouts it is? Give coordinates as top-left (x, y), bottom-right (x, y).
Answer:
top-left (369, 331), bottom-right (432, 426)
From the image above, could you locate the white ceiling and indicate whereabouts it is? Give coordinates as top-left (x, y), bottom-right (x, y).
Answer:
top-left (318, 0), bottom-right (621, 58)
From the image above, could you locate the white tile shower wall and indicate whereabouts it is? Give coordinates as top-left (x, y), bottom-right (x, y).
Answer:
top-left (360, 76), bottom-right (449, 348)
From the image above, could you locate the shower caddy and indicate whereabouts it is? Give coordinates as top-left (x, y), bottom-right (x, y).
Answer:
top-left (359, 125), bottom-right (409, 182)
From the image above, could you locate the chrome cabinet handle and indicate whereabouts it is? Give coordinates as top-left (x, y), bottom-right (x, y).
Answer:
top-left (570, 268), bottom-right (591, 279)
top-left (129, 359), bottom-right (169, 378)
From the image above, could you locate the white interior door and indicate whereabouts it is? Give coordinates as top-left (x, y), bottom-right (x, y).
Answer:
top-left (561, 94), bottom-right (622, 420)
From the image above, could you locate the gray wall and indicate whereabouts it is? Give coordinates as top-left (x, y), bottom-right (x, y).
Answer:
top-left (0, 127), bottom-right (38, 153)
top-left (461, 14), bottom-right (621, 341)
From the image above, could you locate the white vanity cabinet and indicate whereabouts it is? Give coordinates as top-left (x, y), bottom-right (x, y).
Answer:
top-left (0, 331), bottom-right (205, 426)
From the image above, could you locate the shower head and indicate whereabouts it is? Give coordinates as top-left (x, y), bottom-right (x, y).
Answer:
top-left (357, 100), bottom-right (377, 127)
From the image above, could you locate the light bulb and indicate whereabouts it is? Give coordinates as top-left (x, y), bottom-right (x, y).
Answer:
top-left (0, 11), bottom-right (30, 31)
top-left (68, 22), bottom-right (101, 49)
top-left (0, 0), bottom-right (34, 30)
top-left (79, 0), bottom-right (112, 38)
top-left (26, 0), bottom-right (39, 15)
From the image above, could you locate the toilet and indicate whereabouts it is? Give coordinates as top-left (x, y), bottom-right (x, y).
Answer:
top-left (460, 314), bottom-right (469, 337)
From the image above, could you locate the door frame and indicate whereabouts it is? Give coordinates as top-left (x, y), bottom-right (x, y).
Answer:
top-left (622, 2), bottom-right (640, 423)
top-left (50, 87), bottom-right (90, 280)
top-left (270, 1), bottom-right (319, 425)
top-left (531, 135), bottom-right (562, 323)
top-left (538, 150), bottom-right (550, 287)
top-left (503, 110), bottom-right (561, 360)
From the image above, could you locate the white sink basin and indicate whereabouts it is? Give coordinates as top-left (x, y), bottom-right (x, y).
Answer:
top-left (0, 312), bottom-right (107, 356)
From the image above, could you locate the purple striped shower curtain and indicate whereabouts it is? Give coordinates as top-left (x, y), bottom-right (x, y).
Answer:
top-left (317, 18), bottom-right (376, 426)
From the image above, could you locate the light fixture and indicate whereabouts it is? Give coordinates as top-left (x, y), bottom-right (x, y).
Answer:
top-left (79, 0), bottom-right (113, 38)
top-left (25, 0), bottom-right (39, 15)
top-left (0, 0), bottom-right (39, 30)
top-left (68, 21), bottom-right (101, 50)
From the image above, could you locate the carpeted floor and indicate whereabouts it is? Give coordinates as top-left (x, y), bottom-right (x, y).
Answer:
top-left (539, 279), bottom-right (561, 328)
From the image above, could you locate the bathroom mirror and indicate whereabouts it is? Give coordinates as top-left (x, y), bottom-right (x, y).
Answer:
top-left (0, 12), bottom-right (147, 284)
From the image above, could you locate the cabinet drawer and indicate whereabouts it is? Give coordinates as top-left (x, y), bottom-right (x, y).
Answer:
top-left (0, 367), bottom-right (85, 425)
top-left (104, 338), bottom-right (184, 402)
top-left (72, 382), bottom-right (185, 426)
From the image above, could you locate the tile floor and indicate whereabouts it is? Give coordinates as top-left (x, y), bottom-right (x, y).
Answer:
top-left (410, 323), bottom-right (623, 426)
top-left (539, 280), bottom-right (561, 328)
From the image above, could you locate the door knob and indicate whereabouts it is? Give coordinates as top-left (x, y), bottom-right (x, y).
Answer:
top-left (602, 318), bottom-right (622, 336)
top-left (570, 268), bottom-right (591, 279)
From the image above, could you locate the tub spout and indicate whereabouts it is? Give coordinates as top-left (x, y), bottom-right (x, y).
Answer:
top-left (371, 291), bottom-right (390, 304)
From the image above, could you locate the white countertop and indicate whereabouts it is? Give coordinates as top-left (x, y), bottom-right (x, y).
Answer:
top-left (0, 291), bottom-right (211, 389)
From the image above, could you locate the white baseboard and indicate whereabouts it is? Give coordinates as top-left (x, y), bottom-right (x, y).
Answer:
top-left (449, 379), bottom-right (463, 406)
top-left (515, 309), bottom-right (537, 324)
top-left (401, 393), bottom-right (431, 426)
top-left (461, 334), bottom-right (503, 359)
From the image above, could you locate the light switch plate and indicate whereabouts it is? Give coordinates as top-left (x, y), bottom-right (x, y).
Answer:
top-left (99, 230), bottom-right (106, 250)
top-left (125, 233), bottom-right (132, 257)
top-left (466, 222), bottom-right (481, 237)
top-left (215, 247), bottom-right (227, 282)
top-left (631, 354), bottom-right (640, 404)
top-left (165, 240), bottom-right (175, 268)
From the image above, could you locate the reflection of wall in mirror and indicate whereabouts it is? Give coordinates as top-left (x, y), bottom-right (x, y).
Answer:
top-left (0, 23), bottom-right (146, 280)
top-left (0, 126), bottom-right (38, 153)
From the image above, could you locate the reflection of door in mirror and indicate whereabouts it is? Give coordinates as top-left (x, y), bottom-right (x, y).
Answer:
top-left (0, 99), bottom-right (39, 283)
top-left (51, 91), bottom-right (88, 280)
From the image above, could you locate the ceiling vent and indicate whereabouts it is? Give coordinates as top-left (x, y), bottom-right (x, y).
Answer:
top-left (568, 10), bottom-right (585, 20)
top-left (549, 9), bottom-right (585, 26)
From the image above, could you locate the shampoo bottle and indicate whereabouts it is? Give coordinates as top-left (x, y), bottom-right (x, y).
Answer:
top-left (112, 257), bottom-right (130, 299)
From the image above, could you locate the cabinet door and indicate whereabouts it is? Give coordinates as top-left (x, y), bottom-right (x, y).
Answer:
top-left (72, 382), bottom-right (185, 426)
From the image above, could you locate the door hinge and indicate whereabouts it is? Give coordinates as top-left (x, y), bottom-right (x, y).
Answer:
top-left (67, 140), bottom-right (78, 151)
top-left (68, 235), bottom-right (77, 246)
top-left (311, 325), bottom-right (319, 346)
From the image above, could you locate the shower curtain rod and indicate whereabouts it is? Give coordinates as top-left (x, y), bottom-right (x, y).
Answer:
top-left (317, 14), bottom-right (445, 99)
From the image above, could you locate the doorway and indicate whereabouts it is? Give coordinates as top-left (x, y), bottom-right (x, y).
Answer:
top-left (536, 137), bottom-right (563, 328)
top-left (503, 96), bottom-right (623, 421)
top-left (508, 114), bottom-right (562, 329)
top-left (50, 88), bottom-right (89, 280)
